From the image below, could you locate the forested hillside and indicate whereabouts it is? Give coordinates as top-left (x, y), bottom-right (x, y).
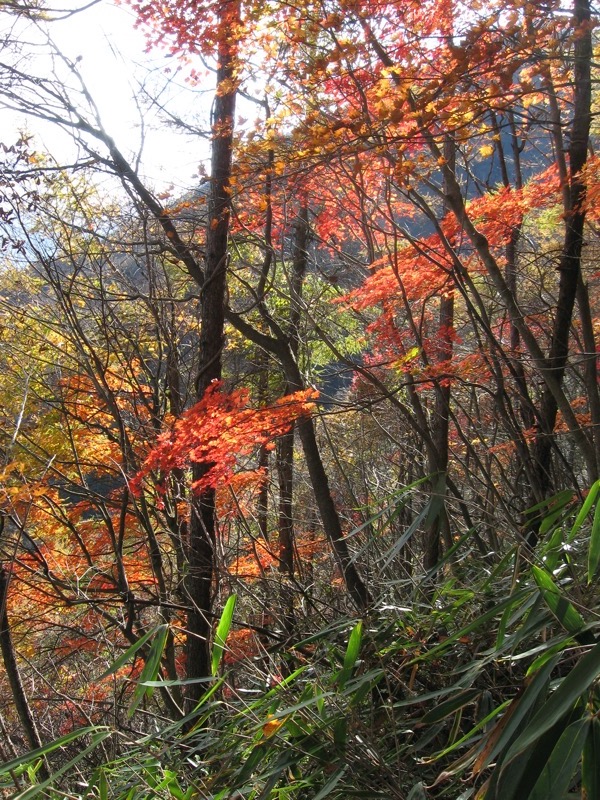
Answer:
top-left (1, 0), bottom-right (600, 797)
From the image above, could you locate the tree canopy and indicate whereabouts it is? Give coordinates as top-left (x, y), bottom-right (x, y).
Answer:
top-left (1, 0), bottom-right (600, 797)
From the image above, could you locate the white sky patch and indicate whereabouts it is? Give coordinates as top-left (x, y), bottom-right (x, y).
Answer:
top-left (0, 0), bottom-right (213, 192)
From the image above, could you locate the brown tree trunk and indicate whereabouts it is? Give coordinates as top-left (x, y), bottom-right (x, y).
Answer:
top-left (226, 309), bottom-right (371, 610)
top-left (530, 0), bottom-right (594, 537)
top-left (0, 558), bottom-right (48, 778)
top-left (276, 206), bottom-right (309, 633)
top-left (424, 137), bottom-right (455, 573)
top-left (183, 0), bottom-right (239, 712)
top-left (256, 350), bottom-right (270, 543)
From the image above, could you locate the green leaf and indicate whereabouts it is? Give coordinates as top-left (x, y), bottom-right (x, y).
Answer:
top-left (537, 491), bottom-right (575, 535)
top-left (531, 565), bottom-right (586, 635)
top-left (333, 717), bottom-right (347, 749)
top-left (99, 769), bottom-right (108, 800)
top-left (312, 765), bottom-right (348, 800)
top-left (526, 635), bottom-right (574, 675)
top-left (407, 588), bottom-right (532, 666)
top-left (0, 726), bottom-right (107, 777)
top-left (489, 704), bottom-right (583, 800)
top-left (473, 655), bottom-right (559, 775)
top-left (525, 490), bottom-right (574, 518)
top-left (380, 500), bottom-right (436, 572)
top-left (212, 594), bottom-right (237, 676)
top-left (406, 783), bottom-right (427, 800)
top-left (540, 525), bottom-right (565, 572)
top-left (496, 592), bottom-right (534, 649)
top-left (337, 621), bottom-right (362, 689)
top-left (129, 624), bottom-right (169, 717)
top-left (527, 716), bottom-right (589, 800)
top-left (98, 625), bottom-right (163, 682)
top-left (180, 677), bottom-right (225, 733)
top-left (582, 716), bottom-right (600, 799)
top-left (15, 731), bottom-right (112, 800)
top-left (419, 689), bottom-right (480, 726)
top-left (426, 701), bottom-right (510, 761)
top-left (589, 497), bottom-right (600, 583)
top-left (570, 480), bottom-right (600, 540)
top-left (504, 639), bottom-right (600, 764)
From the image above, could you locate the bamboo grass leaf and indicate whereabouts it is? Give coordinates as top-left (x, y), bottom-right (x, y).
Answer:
top-left (570, 480), bottom-right (600, 540)
top-left (588, 498), bottom-right (600, 583)
top-left (502, 639), bottom-right (600, 765)
top-left (212, 594), bottom-right (237, 675)
top-left (531, 566), bottom-right (587, 635)
top-left (527, 717), bottom-right (589, 800)
top-left (337, 620), bottom-right (362, 689)
top-left (128, 624), bottom-right (169, 717)
top-left (582, 716), bottom-right (600, 798)
top-left (97, 625), bottom-right (163, 682)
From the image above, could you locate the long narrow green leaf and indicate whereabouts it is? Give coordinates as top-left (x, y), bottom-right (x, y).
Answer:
top-left (138, 676), bottom-right (217, 687)
top-left (424, 701), bottom-right (510, 762)
top-left (570, 480), bottom-right (600, 540)
top-left (489, 704), bottom-right (583, 800)
top-left (496, 592), bottom-right (534, 649)
top-left (15, 731), bottom-right (112, 800)
top-left (181, 676), bottom-right (226, 733)
top-left (588, 497), bottom-right (600, 583)
top-left (503, 639), bottom-right (600, 764)
top-left (381, 500), bottom-right (436, 572)
top-left (312, 765), bottom-right (348, 800)
top-left (407, 589), bottom-right (531, 665)
top-left (262, 692), bottom-right (335, 721)
top-left (419, 689), bottom-right (480, 726)
top-left (97, 625), bottom-right (162, 682)
top-left (424, 527), bottom-right (478, 582)
top-left (526, 635), bottom-right (574, 675)
top-left (128, 623), bottom-right (169, 717)
top-left (98, 768), bottom-right (108, 800)
top-left (582, 716), bottom-right (600, 798)
top-left (473, 655), bottom-right (559, 775)
top-left (212, 594), bottom-right (237, 675)
top-left (540, 525), bottom-right (565, 572)
top-left (525, 490), bottom-right (574, 518)
top-left (247, 667), bottom-right (308, 710)
top-left (531, 566), bottom-right (586, 635)
top-left (0, 726), bottom-right (107, 776)
top-left (407, 783), bottom-right (427, 800)
top-left (337, 621), bottom-right (362, 689)
top-left (537, 491), bottom-right (575, 535)
top-left (527, 716), bottom-right (589, 800)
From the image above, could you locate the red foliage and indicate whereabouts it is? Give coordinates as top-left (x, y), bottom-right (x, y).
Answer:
top-left (131, 381), bottom-right (318, 495)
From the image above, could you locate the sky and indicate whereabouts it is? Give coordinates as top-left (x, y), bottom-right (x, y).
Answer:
top-left (1, 0), bottom-right (212, 192)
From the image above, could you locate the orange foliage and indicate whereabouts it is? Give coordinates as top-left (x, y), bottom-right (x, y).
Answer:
top-left (230, 537), bottom-right (279, 578)
top-left (216, 469), bottom-right (268, 519)
top-left (132, 381), bottom-right (318, 496)
top-left (224, 626), bottom-right (258, 664)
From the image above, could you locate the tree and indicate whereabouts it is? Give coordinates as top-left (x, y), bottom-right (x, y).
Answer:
top-left (2, 0), bottom-right (600, 794)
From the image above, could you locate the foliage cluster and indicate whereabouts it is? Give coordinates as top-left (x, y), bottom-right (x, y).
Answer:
top-left (0, 0), bottom-right (600, 797)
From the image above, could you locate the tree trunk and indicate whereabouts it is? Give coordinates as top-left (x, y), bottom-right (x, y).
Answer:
top-left (0, 559), bottom-right (48, 778)
top-left (183, 0), bottom-right (239, 712)
top-left (530, 0), bottom-right (594, 539)
top-left (424, 136), bottom-right (455, 572)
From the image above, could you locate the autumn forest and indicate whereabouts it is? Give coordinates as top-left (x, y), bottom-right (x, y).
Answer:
top-left (0, 0), bottom-right (599, 797)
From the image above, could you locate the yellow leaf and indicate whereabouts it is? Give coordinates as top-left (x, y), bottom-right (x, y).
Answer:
top-left (262, 716), bottom-right (285, 739)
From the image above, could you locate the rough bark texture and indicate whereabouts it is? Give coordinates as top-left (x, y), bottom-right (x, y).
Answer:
top-left (532, 0), bottom-right (594, 507)
top-left (424, 137), bottom-right (455, 573)
top-left (183, 2), bottom-right (239, 712)
top-left (0, 562), bottom-right (48, 777)
top-left (278, 207), bottom-right (309, 581)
